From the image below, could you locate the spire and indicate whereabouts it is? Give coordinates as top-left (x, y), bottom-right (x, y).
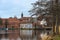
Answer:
top-left (21, 12), bottom-right (23, 18)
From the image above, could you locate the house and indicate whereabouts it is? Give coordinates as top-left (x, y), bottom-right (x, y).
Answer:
top-left (0, 17), bottom-right (20, 40)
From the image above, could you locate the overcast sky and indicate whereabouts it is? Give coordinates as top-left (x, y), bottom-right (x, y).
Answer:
top-left (0, 0), bottom-right (37, 18)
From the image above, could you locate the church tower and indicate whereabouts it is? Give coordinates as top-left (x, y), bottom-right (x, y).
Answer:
top-left (21, 12), bottom-right (23, 18)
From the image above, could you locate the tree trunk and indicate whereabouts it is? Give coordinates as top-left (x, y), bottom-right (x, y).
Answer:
top-left (55, 0), bottom-right (59, 34)
top-left (53, 15), bottom-right (56, 35)
top-left (56, 15), bottom-right (59, 34)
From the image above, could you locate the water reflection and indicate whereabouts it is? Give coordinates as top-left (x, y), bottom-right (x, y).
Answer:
top-left (0, 37), bottom-right (22, 40)
top-left (0, 32), bottom-right (52, 40)
top-left (0, 37), bottom-right (37, 40)
top-left (0, 27), bottom-right (52, 40)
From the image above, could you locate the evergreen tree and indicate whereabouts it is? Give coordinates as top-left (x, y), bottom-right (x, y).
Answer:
top-left (0, 18), bottom-right (2, 25)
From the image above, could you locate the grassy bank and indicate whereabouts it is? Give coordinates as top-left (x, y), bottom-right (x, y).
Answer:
top-left (53, 35), bottom-right (60, 40)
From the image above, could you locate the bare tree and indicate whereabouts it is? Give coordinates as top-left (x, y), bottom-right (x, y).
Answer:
top-left (29, 0), bottom-right (51, 17)
top-left (29, 0), bottom-right (60, 34)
